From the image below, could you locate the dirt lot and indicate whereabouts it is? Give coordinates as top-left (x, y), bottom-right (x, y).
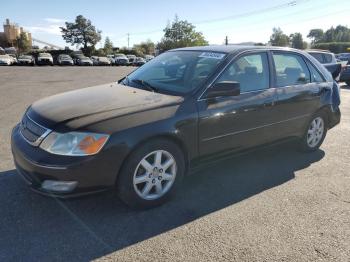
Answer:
top-left (0, 67), bottom-right (349, 262)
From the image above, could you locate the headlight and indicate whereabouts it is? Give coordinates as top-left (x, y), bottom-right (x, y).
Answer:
top-left (40, 132), bottom-right (109, 156)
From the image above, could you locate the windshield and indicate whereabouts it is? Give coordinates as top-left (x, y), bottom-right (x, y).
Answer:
top-left (19, 55), bottom-right (32, 59)
top-left (124, 50), bottom-right (226, 95)
top-left (0, 55), bottom-right (10, 58)
top-left (39, 53), bottom-right (51, 57)
top-left (60, 55), bottom-right (71, 59)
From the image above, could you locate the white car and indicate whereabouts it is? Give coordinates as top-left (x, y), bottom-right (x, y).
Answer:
top-left (37, 53), bottom-right (54, 66)
top-left (0, 54), bottom-right (13, 65)
top-left (145, 55), bottom-right (154, 62)
top-left (106, 54), bottom-right (115, 65)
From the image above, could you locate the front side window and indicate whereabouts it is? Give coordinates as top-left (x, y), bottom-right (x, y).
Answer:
top-left (215, 53), bottom-right (270, 93)
top-left (125, 51), bottom-right (226, 95)
top-left (273, 53), bottom-right (311, 87)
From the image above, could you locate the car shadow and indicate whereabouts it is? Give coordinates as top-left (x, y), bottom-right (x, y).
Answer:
top-left (0, 143), bottom-right (325, 261)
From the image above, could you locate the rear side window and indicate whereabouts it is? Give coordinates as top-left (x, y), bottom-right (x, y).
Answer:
top-left (216, 52), bottom-right (270, 92)
top-left (306, 61), bottom-right (325, 82)
top-left (323, 53), bottom-right (333, 63)
top-left (273, 53), bottom-right (311, 87)
top-left (309, 53), bottom-right (324, 63)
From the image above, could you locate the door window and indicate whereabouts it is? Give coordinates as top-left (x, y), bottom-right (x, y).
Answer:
top-left (306, 61), bottom-right (325, 82)
top-left (309, 52), bottom-right (325, 63)
top-left (273, 53), bottom-right (311, 87)
top-left (215, 53), bottom-right (270, 92)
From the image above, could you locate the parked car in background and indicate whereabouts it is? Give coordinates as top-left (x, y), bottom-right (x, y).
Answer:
top-left (95, 56), bottom-right (111, 66)
top-left (8, 54), bottom-right (17, 65)
top-left (57, 54), bottom-right (74, 66)
top-left (36, 53), bottom-right (53, 66)
top-left (145, 55), bottom-right (154, 62)
top-left (107, 55), bottom-right (115, 65)
top-left (114, 54), bottom-right (129, 66)
top-left (17, 55), bottom-right (35, 66)
top-left (133, 57), bottom-right (146, 66)
top-left (91, 56), bottom-right (99, 66)
top-left (336, 53), bottom-right (350, 62)
top-left (0, 47), bottom-right (5, 55)
top-left (11, 46), bottom-right (341, 208)
top-left (4, 47), bottom-right (17, 57)
top-left (307, 50), bottom-right (341, 80)
top-left (126, 54), bottom-right (136, 65)
top-left (0, 54), bottom-right (13, 65)
top-left (76, 56), bottom-right (93, 66)
top-left (339, 60), bottom-right (350, 86)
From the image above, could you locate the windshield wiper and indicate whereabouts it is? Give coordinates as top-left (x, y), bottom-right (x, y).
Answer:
top-left (131, 79), bottom-right (158, 93)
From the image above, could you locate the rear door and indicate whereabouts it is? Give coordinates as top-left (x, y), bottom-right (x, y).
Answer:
top-left (270, 51), bottom-right (323, 139)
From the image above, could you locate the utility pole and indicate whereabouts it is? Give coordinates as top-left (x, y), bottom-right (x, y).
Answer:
top-left (225, 36), bottom-right (228, 45)
top-left (127, 33), bottom-right (130, 49)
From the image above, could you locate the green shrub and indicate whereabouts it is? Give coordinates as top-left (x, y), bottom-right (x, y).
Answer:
top-left (312, 42), bottom-right (350, 53)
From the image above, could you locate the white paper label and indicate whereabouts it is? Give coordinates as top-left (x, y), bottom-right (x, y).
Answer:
top-left (199, 52), bottom-right (226, 59)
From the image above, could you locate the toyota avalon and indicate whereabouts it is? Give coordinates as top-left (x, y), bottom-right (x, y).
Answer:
top-left (11, 46), bottom-right (341, 208)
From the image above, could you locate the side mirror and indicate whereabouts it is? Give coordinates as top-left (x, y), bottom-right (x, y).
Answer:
top-left (206, 81), bottom-right (240, 99)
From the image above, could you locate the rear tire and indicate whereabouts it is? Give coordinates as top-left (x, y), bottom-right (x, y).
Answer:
top-left (299, 112), bottom-right (328, 152)
top-left (117, 138), bottom-right (185, 209)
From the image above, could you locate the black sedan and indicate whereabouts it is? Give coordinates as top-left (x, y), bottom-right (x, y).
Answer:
top-left (11, 46), bottom-right (341, 208)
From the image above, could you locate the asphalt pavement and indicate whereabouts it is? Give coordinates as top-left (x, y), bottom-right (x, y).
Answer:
top-left (0, 67), bottom-right (349, 262)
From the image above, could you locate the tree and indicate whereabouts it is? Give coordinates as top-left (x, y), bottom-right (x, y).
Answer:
top-left (133, 40), bottom-right (155, 56)
top-left (157, 15), bottom-right (208, 52)
top-left (16, 32), bottom-right (31, 53)
top-left (290, 32), bottom-right (305, 49)
top-left (307, 29), bottom-right (324, 44)
top-left (269, 27), bottom-right (290, 47)
top-left (60, 15), bottom-right (102, 56)
top-left (103, 37), bottom-right (113, 55)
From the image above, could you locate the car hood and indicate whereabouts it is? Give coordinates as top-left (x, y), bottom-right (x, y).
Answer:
top-left (29, 83), bottom-right (183, 130)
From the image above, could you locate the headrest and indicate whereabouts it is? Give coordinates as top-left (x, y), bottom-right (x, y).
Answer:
top-left (245, 66), bottom-right (257, 74)
top-left (284, 67), bottom-right (302, 76)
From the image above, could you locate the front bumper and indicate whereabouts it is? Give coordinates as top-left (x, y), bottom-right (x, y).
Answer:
top-left (59, 61), bottom-right (74, 65)
top-left (37, 59), bottom-right (53, 65)
top-left (18, 60), bottom-right (33, 65)
top-left (11, 124), bottom-right (122, 198)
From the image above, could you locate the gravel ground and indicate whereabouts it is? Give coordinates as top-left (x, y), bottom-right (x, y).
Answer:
top-left (0, 67), bottom-right (349, 262)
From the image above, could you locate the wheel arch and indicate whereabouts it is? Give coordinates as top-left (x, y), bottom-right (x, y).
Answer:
top-left (115, 133), bottom-right (190, 185)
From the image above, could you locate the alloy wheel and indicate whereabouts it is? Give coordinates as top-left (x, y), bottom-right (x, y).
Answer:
top-left (307, 117), bottom-right (324, 148)
top-left (133, 150), bottom-right (177, 200)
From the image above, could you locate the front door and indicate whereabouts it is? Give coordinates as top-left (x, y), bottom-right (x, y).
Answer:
top-left (197, 52), bottom-right (277, 156)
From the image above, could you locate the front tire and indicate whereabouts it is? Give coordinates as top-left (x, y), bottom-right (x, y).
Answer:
top-left (299, 112), bottom-right (328, 152)
top-left (117, 139), bottom-right (185, 209)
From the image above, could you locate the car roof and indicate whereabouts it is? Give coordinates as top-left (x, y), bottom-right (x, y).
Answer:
top-left (171, 45), bottom-right (303, 54)
top-left (306, 49), bottom-right (333, 54)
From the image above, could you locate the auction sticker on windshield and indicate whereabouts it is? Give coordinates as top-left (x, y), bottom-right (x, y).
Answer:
top-left (199, 52), bottom-right (226, 59)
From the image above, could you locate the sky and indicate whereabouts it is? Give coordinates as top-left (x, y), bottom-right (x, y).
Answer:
top-left (1, 0), bottom-right (350, 49)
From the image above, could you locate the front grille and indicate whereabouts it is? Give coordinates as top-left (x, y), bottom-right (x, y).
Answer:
top-left (20, 114), bottom-right (49, 146)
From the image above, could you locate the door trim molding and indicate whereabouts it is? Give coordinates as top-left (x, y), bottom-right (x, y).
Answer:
top-left (202, 113), bottom-right (310, 142)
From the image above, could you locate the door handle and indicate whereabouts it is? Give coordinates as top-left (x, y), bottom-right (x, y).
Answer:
top-left (264, 100), bottom-right (275, 107)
